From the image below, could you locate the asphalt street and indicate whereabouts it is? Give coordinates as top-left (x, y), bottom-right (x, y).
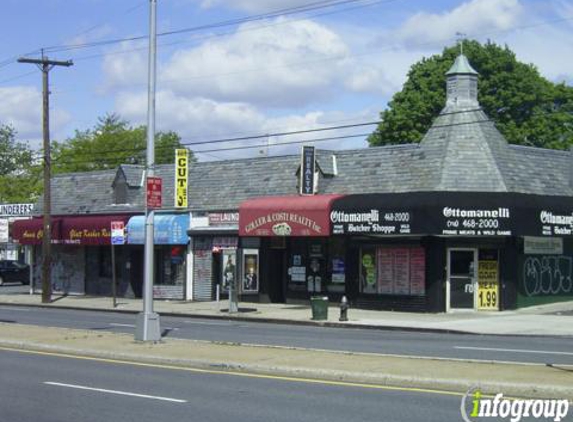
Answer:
top-left (0, 305), bottom-right (571, 365)
top-left (0, 348), bottom-right (462, 422)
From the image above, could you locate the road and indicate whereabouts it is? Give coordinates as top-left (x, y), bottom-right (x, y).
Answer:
top-left (0, 348), bottom-right (462, 422)
top-left (0, 305), bottom-right (571, 365)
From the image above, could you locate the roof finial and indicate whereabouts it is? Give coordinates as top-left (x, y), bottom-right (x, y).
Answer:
top-left (456, 32), bottom-right (466, 55)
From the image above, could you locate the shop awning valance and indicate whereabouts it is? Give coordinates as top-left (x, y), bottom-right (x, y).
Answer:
top-left (127, 214), bottom-right (190, 244)
top-left (12, 215), bottom-right (131, 245)
top-left (330, 192), bottom-right (573, 237)
top-left (239, 194), bottom-right (344, 237)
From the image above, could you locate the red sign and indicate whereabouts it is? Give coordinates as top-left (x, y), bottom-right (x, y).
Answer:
top-left (146, 177), bottom-right (162, 209)
top-left (239, 194), bottom-right (342, 237)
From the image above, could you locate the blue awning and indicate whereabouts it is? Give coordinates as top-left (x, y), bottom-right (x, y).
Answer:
top-left (127, 214), bottom-right (190, 245)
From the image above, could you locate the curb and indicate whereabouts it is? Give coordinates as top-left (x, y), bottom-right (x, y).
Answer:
top-left (3, 300), bottom-right (573, 338)
top-left (0, 301), bottom-right (505, 337)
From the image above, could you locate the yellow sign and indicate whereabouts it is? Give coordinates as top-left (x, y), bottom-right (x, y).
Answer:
top-left (478, 260), bottom-right (498, 310)
top-left (175, 149), bottom-right (188, 208)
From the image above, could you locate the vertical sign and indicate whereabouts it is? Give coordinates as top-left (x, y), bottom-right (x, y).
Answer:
top-left (175, 149), bottom-right (188, 208)
top-left (300, 145), bottom-right (315, 195)
top-left (146, 176), bottom-right (162, 208)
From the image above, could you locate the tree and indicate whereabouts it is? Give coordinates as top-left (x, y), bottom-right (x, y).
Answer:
top-left (52, 114), bottom-right (193, 174)
top-left (0, 124), bottom-right (42, 203)
top-left (368, 40), bottom-right (573, 150)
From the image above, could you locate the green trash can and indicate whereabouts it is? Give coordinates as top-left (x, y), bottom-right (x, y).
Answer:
top-left (310, 296), bottom-right (329, 321)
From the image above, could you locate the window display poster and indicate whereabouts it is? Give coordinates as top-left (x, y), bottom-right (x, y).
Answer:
top-left (477, 259), bottom-right (499, 310)
top-left (393, 248), bottom-right (410, 295)
top-left (361, 249), bottom-right (377, 294)
top-left (242, 249), bottom-right (259, 293)
top-left (409, 248), bottom-right (426, 296)
top-left (376, 249), bottom-right (394, 294)
top-left (331, 258), bottom-right (346, 284)
top-left (222, 250), bottom-right (236, 292)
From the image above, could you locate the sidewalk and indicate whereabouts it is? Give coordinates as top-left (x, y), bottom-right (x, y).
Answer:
top-left (1, 292), bottom-right (572, 336)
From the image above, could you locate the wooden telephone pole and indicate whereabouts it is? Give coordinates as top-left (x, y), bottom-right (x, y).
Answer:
top-left (17, 54), bottom-right (73, 303)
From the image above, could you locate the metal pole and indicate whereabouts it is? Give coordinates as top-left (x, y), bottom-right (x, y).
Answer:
top-left (111, 244), bottom-right (117, 308)
top-left (135, 0), bottom-right (161, 341)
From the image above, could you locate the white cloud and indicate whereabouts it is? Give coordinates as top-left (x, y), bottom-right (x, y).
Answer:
top-left (114, 89), bottom-right (372, 161)
top-left (197, 0), bottom-right (315, 13)
top-left (397, 0), bottom-right (523, 47)
top-left (100, 41), bottom-right (148, 92)
top-left (0, 86), bottom-right (70, 148)
top-left (160, 18), bottom-right (350, 108)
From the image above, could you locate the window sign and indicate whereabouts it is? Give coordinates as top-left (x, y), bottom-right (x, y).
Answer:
top-left (477, 250), bottom-right (499, 310)
top-left (221, 250), bottom-right (236, 292)
top-left (331, 258), bottom-right (345, 284)
top-left (360, 249), bottom-right (377, 294)
top-left (242, 249), bottom-right (259, 293)
top-left (376, 249), bottom-right (394, 294)
top-left (363, 247), bottom-right (426, 296)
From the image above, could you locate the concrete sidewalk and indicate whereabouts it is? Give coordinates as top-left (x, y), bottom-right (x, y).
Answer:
top-left (0, 292), bottom-right (572, 336)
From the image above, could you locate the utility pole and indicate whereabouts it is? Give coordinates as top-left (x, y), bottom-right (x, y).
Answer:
top-left (135, 0), bottom-right (161, 341)
top-left (18, 53), bottom-right (73, 304)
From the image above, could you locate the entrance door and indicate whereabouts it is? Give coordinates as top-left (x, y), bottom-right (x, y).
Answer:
top-left (447, 249), bottom-right (477, 311)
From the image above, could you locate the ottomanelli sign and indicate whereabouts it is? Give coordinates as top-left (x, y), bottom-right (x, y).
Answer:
top-left (441, 207), bottom-right (512, 236)
top-left (330, 210), bottom-right (412, 235)
top-left (243, 212), bottom-right (324, 237)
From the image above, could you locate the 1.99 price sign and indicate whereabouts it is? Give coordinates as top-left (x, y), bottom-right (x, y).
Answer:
top-left (478, 260), bottom-right (499, 310)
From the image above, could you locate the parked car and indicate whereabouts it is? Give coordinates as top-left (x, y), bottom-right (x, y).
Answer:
top-left (0, 260), bottom-right (30, 286)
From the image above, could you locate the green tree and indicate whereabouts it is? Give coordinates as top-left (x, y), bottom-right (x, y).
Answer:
top-left (0, 124), bottom-right (42, 203)
top-left (368, 40), bottom-right (573, 149)
top-left (52, 113), bottom-right (193, 174)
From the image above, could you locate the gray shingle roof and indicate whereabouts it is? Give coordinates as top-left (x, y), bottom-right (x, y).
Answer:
top-left (31, 56), bottom-right (573, 216)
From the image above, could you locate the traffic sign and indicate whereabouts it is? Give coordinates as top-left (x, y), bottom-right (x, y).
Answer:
top-left (111, 221), bottom-right (125, 245)
top-left (146, 176), bottom-right (162, 209)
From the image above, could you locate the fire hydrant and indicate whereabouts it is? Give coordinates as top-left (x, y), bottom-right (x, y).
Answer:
top-left (339, 296), bottom-right (349, 322)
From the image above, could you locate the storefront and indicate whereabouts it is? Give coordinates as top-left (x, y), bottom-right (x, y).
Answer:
top-left (126, 213), bottom-right (190, 300)
top-left (12, 214), bottom-right (132, 296)
top-left (330, 192), bottom-right (573, 312)
top-left (238, 194), bottom-right (343, 303)
top-left (187, 212), bottom-right (240, 301)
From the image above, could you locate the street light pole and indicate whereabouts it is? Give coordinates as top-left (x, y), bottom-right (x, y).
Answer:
top-left (135, 0), bottom-right (161, 341)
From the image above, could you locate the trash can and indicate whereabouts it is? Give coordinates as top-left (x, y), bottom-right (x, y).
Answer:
top-left (310, 296), bottom-right (329, 321)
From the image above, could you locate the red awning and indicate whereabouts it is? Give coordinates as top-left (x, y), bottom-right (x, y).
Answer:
top-left (239, 194), bottom-right (344, 237)
top-left (12, 215), bottom-right (131, 245)
top-left (12, 218), bottom-right (62, 245)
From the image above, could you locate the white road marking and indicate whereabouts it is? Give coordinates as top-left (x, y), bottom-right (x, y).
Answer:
top-left (44, 382), bottom-right (187, 403)
top-left (455, 346), bottom-right (573, 356)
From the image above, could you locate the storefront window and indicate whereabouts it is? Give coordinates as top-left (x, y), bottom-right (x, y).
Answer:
top-left (328, 237), bottom-right (345, 293)
top-left (242, 249), bottom-right (259, 293)
top-left (221, 249), bottom-right (236, 292)
top-left (360, 246), bottom-right (426, 296)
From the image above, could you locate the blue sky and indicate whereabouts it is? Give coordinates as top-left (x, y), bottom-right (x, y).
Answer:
top-left (1, 0), bottom-right (572, 161)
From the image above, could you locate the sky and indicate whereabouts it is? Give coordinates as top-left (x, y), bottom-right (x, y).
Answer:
top-left (0, 0), bottom-right (572, 162)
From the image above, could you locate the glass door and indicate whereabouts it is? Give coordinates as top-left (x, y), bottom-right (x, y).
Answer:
top-left (447, 249), bottom-right (477, 311)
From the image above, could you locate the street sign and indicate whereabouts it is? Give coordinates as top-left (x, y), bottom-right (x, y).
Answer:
top-left (146, 176), bottom-right (162, 209)
top-left (111, 221), bottom-right (125, 245)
